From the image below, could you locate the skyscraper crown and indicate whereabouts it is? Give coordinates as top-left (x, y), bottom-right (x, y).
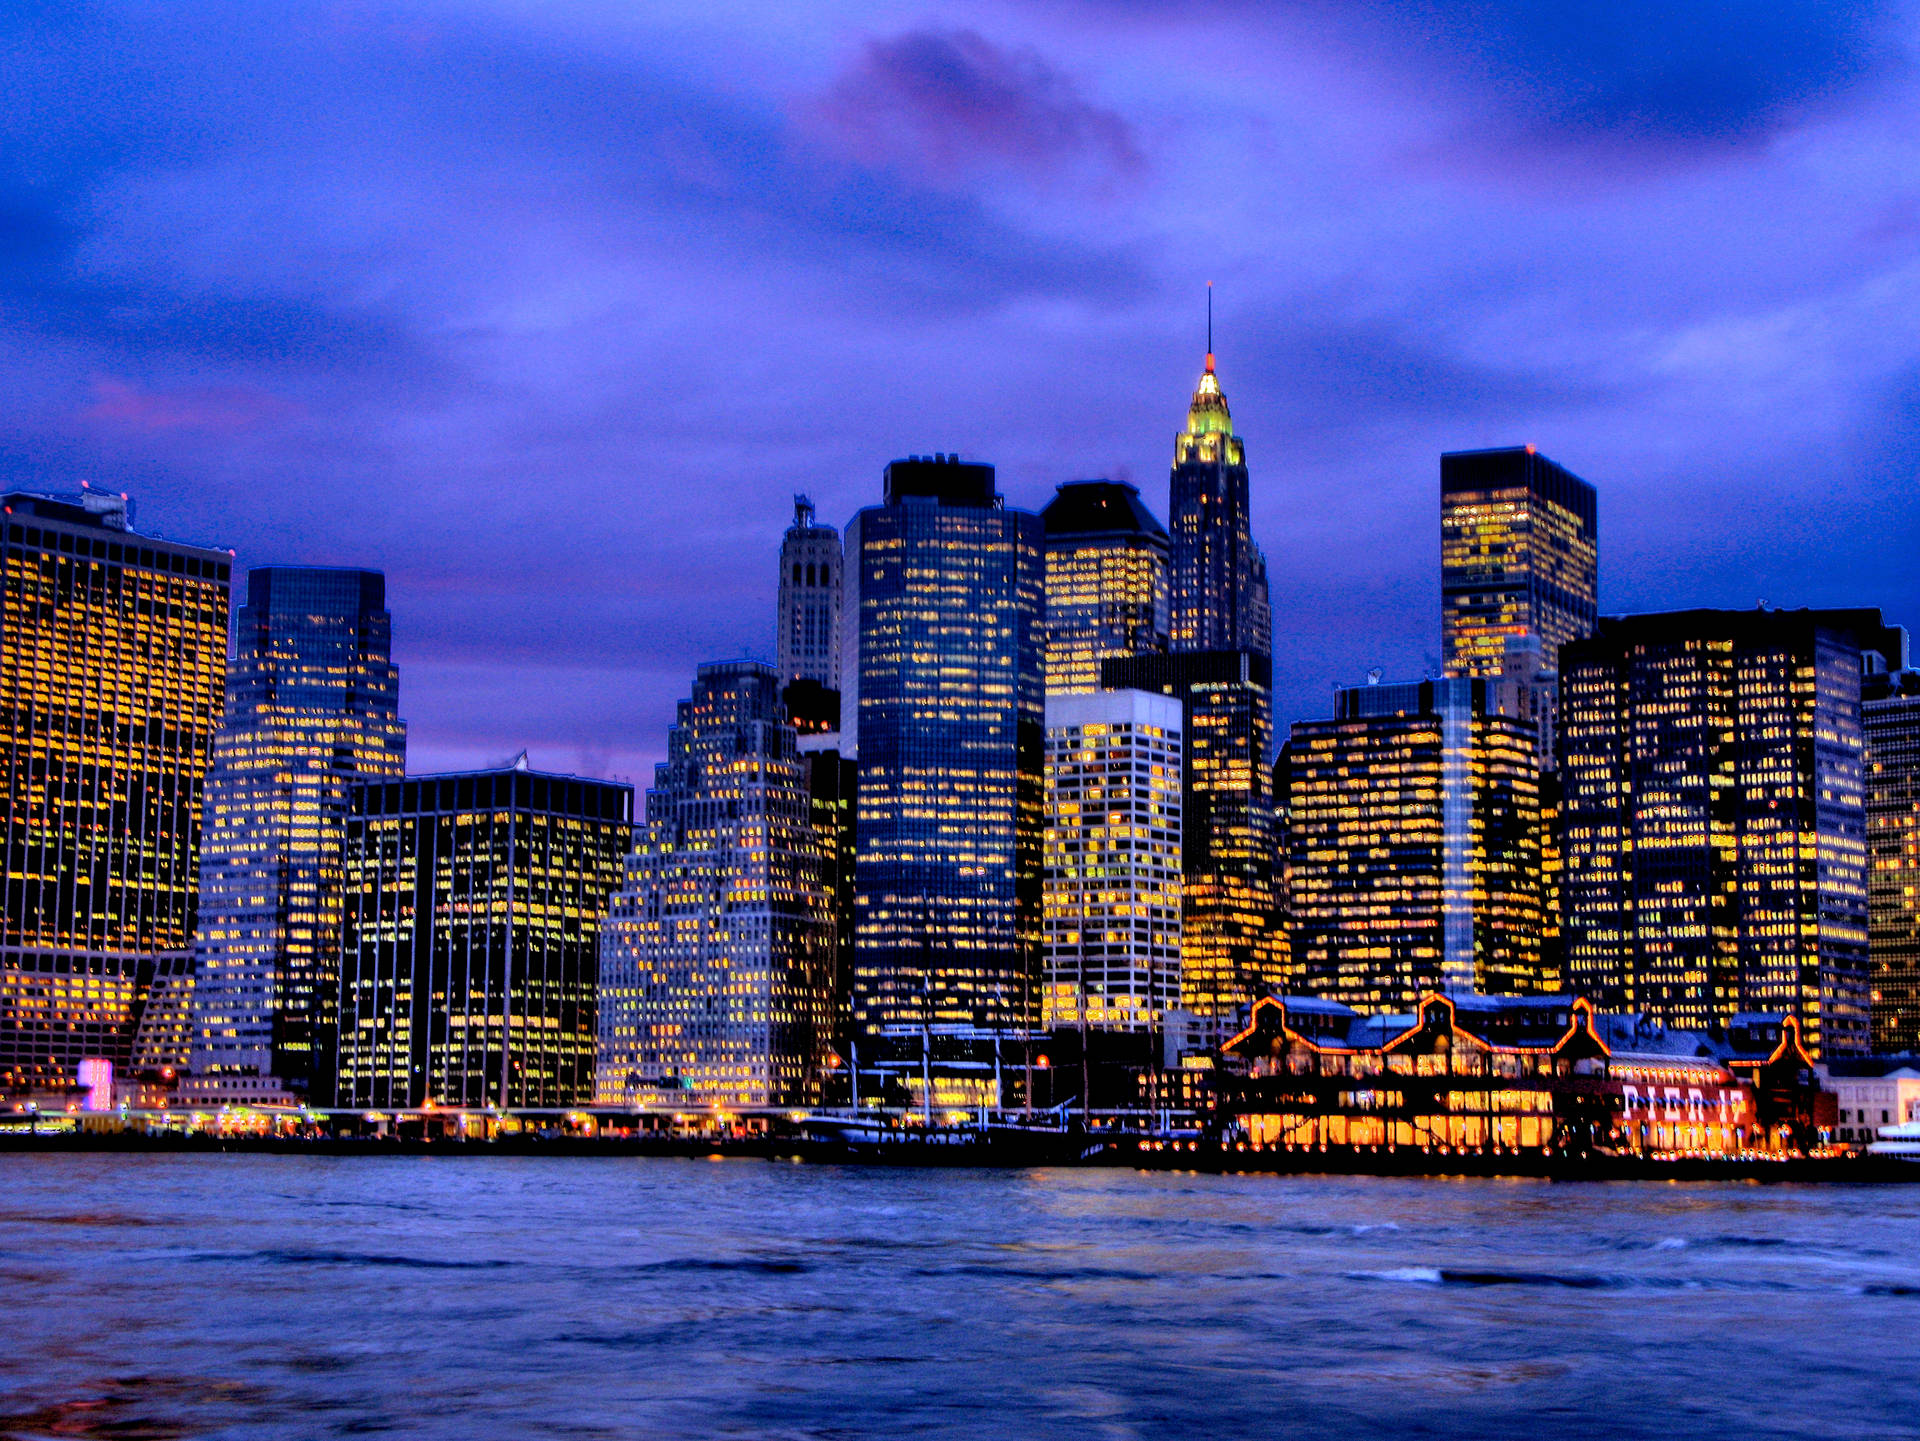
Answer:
top-left (1184, 362), bottom-right (1234, 438)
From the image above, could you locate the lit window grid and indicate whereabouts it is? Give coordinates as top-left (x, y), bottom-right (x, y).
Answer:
top-left (848, 501), bottom-right (1046, 1040)
top-left (0, 516), bottom-right (231, 1091)
top-left (330, 773), bottom-right (632, 1109)
top-left (596, 664), bottom-right (836, 1108)
top-left (1043, 718), bottom-right (1183, 1030)
top-left (1560, 623), bottom-right (1871, 1056)
top-left (1866, 691), bottom-right (1920, 1052)
top-left (1042, 536), bottom-right (1168, 696)
top-left (1441, 479), bottom-right (1598, 679)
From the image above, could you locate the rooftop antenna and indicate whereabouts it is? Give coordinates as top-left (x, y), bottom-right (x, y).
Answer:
top-left (1205, 282), bottom-right (1214, 374)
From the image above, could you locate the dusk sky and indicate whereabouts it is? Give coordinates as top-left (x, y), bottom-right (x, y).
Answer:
top-left (6, 1), bottom-right (1917, 783)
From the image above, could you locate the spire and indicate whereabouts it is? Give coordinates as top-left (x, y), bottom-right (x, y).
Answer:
top-left (1184, 284), bottom-right (1232, 438)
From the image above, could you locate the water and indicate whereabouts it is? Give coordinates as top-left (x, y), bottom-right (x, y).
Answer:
top-left (2, 1157), bottom-right (1918, 1439)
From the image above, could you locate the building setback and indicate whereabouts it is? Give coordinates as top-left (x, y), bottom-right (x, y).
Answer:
top-left (1103, 650), bottom-right (1281, 1021)
top-left (326, 763), bottom-right (631, 1108)
top-left (1167, 348), bottom-right (1270, 661)
top-left (1043, 689), bottom-right (1183, 1031)
top-left (843, 455), bottom-right (1045, 1061)
top-left (1285, 678), bottom-right (1547, 1012)
top-left (1560, 608), bottom-right (1896, 1058)
top-left (185, 568), bottom-right (406, 1106)
top-left (1864, 655), bottom-right (1920, 1053)
top-left (0, 490), bottom-right (231, 1093)
top-left (596, 661), bottom-right (835, 1108)
top-left (1040, 480), bottom-right (1168, 696)
top-left (777, 495), bottom-right (841, 694)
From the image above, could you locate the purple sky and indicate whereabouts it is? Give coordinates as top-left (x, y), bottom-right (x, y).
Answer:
top-left (5, 2), bottom-right (1917, 784)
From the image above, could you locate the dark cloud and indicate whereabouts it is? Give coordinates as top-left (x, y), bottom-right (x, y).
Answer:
top-left (812, 29), bottom-right (1145, 188)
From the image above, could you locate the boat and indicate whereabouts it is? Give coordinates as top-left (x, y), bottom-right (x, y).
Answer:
top-left (1866, 1120), bottom-right (1920, 1161)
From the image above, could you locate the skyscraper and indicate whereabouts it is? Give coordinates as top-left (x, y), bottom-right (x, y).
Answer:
top-left (1560, 609), bottom-right (1894, 1058)
top-left (778, 495), bottom-right (841, 694)
top-left (326, 762), bottom-right (631, 1109)
top-left (1043, 689), bottom-right (1183, 1031)
top-left (843, 456), bottom-right (1044, 1091)
top-left (184, 568), bottom-right (406, 1106)
top-left (1102, 650), bottom-right (1281, 1020)
top-left (596, 661), bottom-right (835, 1108)
top-left (1285, 678), bottom-right (1547, 1011)
top-left (0, 489), bottom-right (231, 1094)
top-left (1167, 341), bottom-right (1270, 661)
top-left (1864, 653), bottom-right (1920, 1054)
top-left (1440, 445), bottom-right (1597, 680)
top-left (1040, 480), bottom-right (1168, 696)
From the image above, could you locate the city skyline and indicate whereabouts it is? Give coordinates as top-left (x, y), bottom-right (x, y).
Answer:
top-left (3, 4), bottom-right (1915, 785)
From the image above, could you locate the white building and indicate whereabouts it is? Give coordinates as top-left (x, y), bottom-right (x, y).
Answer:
top-left (1043, 689), bottom-right (1182, 1032)
top-left (1827, 1065), bottom-right (1920, 1144)
top-left (777, 495), bottom-right (841, 692)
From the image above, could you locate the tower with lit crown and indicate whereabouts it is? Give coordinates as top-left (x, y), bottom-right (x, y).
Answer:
top-left (1167, 294), bottom-right (1270, 660)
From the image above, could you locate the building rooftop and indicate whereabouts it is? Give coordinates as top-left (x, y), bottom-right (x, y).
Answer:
top-left (1041, 480), bottom-right (1168, 541)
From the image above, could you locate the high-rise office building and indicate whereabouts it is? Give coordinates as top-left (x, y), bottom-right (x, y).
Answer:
top-left (1102, 650), bottom-right (1281, 1019)
top-left (1285, 678), bottom-right (1547, 1011)
top-left (1043, 689), bottom-right (1183, 1031)
top-left (1865, 654), bottom-right (1920, 1054)
top-left (327, 762), bottom-right (631, 1108)
top-left (1167, 348), bottom-right (1271, 660)
top-left (778, 495), bottom-right (841, 694)
top-left (1041, 480), bottom-right (1168, 696)
top-left (0, 489), bottom-right (231, 1094)
top-left (1441, 445), bottom-right (1597, 681)
top-left (596, 661), bottom-right (835, 1108)
top-left (184, 568), bottom-right (406, 1106)
top-left (1560, 609), bottom-right (1895, 1058)
top-left (843, 456), bottom-right (1044, 1080)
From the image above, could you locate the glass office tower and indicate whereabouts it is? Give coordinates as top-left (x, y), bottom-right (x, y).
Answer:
top-left (1441, 446), bottom-right (1597, 679)
top-left (843, 456), bottom-right (1045, 1077)
top-left (0, 490), bottom-right (231, 1094)
top-left (1167, 352), bottom-right (1271, 660)
top-left (1560, 609), bottom-right (1893, 1058)
top-left (1043, 689), bottom-right (1184, 1030)
top-left (1285, 678), bottom-right (1548, 1011)
top-left (1865, 655), bottom-right (1920, 1053)
top-left (1040, 480), bottom-right (1168, 696)
top-left (184, 568), bottom-right (406, 1105)
top-left (1102, 650), bottom-right (1281, 1020)
top-left (327, 763), bottom-right (632, 1108)
top-left (596, 661), bottom-right (835, 1108)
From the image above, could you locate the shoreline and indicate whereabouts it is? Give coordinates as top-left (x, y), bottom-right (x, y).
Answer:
top-left (4, 1130), bottom-right (1917, 1183)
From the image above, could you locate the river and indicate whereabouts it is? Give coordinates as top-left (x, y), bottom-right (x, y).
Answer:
top-left (2, 1156), bottom-right (1915, 1438)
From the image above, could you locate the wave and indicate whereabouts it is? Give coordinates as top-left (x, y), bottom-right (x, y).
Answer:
top-left (189, 1249), bottom-right (515, 1271)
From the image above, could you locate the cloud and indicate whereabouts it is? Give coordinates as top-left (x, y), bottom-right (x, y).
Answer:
top-left (811, 29), bottom-right (1144, 189)
top-left (78, 376), bottom-right (303, 433)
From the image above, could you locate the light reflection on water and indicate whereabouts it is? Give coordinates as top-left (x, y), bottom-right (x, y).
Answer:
top-left (2, 1157), bottom-right (1917, 1439)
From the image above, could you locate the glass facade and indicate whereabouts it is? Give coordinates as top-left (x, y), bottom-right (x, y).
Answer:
top-left (1440, 446), bottom-right (1598, 680)
top-left (1168, 356), bottom-right (1271, 661)
top-left (844, 457), bottom-right (1045, 1049)
top-left (1043, 689), bottom-right (1183, 1031)
top-left (1560, 609), bottom-right (1893, 1057)
top-left (1102, 651), bottom-right (1281, 1019)
top-left (0, 490), bottom-right (231, 1093)
top-left (184, 568), bottom-right (405, 1104)
top-left (597, 661), bottom-right (835, 1108)
top-left (1865, 666), bottom-right (1920, 1052)
top-left (1285, 678), bottom-right (1548, 1012)
top-left (328, 766), bottom-right (632, 1108)
top-left (1040, 480), bottom-right (1168, 696)
top-left (777, 495), bottom-right (841, 693)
